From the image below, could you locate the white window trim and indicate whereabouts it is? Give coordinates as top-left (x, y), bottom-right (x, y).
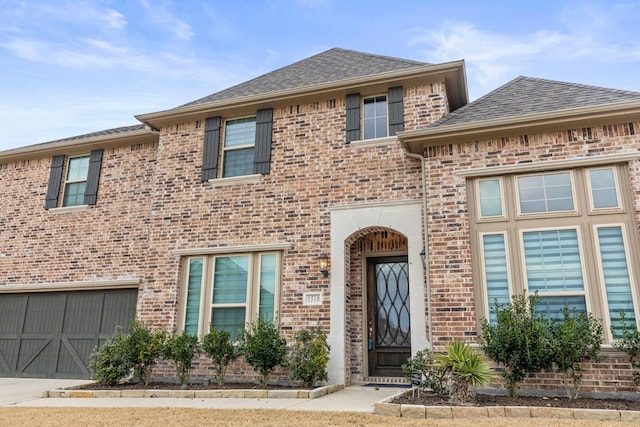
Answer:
top-left (514, 170), bottom-right (579, 218)
top-left (349, 135), bottom-right (397, 148)
top-left (592, 222), bottom-right (640, 342)
top-left (208, 174), bottom-right (261, 187)
top-left (586, 167), bottom-right (623, 213)
top-left (476, 177), bottom-right (506, 221)
top-left (478, 231), bottom-right (513, 319)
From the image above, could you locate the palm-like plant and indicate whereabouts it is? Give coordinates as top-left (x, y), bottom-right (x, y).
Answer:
top-left (434, 341), bottom-right (494, 405)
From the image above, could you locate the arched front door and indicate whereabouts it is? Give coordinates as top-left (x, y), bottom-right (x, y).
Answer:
top-left (367, 256), bottom-right (410, 377)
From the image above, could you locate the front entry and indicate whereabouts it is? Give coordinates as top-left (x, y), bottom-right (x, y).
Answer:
top-left (366, 256), bottom-right (410, 377)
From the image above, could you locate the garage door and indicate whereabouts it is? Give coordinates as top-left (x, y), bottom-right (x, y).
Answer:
top-left (0, 288), bottom-right (137, 379)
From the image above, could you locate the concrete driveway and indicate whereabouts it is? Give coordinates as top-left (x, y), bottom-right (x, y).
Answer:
top-left (0, 378), bottom-right (92, 406)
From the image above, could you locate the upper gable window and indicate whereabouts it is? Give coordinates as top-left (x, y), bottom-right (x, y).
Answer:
top-left (45, 149), bottom-right (103, 210)
top-left (345, 87), bottom-right (403, 143)
top-left (363, 96), bottom-right (388, 140)
top-left (62, 156), bottom-right (90, 207)
top-left (223, 117), bottom-right (256, 178)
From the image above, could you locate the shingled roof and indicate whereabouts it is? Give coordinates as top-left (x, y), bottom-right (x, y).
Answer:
top-left (182, 48), bottom-right (426, 107)
top-left (429, 76), bottom-right (640, 128)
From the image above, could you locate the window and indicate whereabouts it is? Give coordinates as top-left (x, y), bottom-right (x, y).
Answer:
top-left (223, 117), bottom-right (256, 178)
top-left (62, 156), bottom-right (90, 207)
top-left (44, 149), bottom-right (103, 209)
top-left (201, 109), bottom-right (273, 181)
top-left (181, 252), bottom-right (280, 337)
top-left (345, 87), bottom-right (404, 143)
top-left (363, 96), bottom-right (388, 140)
top-left (472, 165), bottom-right (639, 341)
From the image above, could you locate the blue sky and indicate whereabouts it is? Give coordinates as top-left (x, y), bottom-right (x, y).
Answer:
top-left (1, 0), bottom-right (639, 151)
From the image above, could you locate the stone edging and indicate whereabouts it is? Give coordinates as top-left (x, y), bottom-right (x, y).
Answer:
top-left (43, 384), bottom-right (344, 400)
top-left (373, 391), bottom-right (640, 422)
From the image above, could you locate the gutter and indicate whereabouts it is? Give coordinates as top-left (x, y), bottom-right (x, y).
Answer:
top-left (400, 142), bottom-right (433, 349)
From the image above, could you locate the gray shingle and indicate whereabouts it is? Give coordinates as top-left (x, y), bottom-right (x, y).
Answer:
top-left (429, 76), bottom-right (640, 128)
top-left (182, 48), bottom-right (427, 107)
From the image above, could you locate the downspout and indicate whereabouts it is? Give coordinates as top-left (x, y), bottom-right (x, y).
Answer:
top-left (401, 144), bottom-right (433, 349)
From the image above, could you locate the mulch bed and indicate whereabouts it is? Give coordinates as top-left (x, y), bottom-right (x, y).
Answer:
top-left (393, 390), bottom-right (640, 411)
top-left (75, 381), bottom-right (313, 391)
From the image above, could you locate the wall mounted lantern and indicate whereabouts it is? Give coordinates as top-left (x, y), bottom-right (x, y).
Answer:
top-left (319, 253), bottom-right (329, 278)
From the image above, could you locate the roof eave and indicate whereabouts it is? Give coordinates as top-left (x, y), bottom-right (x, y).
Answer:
top-left (398, 99), bottom-right (640, 154)
top-left (0, 127), bottom-right (159, 162)
top-left (136, 60), bottom-right (467, 129)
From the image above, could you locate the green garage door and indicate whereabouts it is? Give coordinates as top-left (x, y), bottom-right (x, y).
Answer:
top-left (0, 288), bottom-right (137, 379)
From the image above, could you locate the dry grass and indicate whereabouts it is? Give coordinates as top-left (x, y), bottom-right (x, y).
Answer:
top-left (0, 408), bottom-right (636, 427)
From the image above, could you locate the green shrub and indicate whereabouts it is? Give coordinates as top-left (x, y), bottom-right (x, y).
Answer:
top-left (550, 307), bottom-right (603, 399)
top-left (401, 349), bottom-right (447, 394)
top-left (288, 328), bottom-right (330, 387)
top-left (89, 327), bottom-right (130, 386)
top-left (201, 328), bottom-right (240, 385)
top-left (162, 331), bottom-right (200, 386)
top-left (434, 341), bottom-right (494, 405)
top-left (479, 293), bottom-right (553, 397)
top-left (126, 319), bottom-right (166, 386)
top-left (241, 317), bottom-right (287, 388)
top-left (612, 311), bottom-right (640, 387)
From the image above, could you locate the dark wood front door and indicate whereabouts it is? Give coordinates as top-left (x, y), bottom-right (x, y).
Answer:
top-left (367, 256), bottom-right (410, 377)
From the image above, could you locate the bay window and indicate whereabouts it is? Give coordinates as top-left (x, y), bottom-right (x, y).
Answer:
top-left (472, 164), bottom-right (639, 342)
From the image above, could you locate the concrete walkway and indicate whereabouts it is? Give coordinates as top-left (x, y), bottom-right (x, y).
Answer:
top-left (0, 379), bottom-right (405, 412)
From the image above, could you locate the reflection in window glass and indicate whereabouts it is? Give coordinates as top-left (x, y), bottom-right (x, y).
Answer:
top-left (63, 156), bottom-right (90, 207)
top-left (589, 169), bottom-right (619, 209)
top-left (259, 254), bottom-right (277, 322)
top-left (478, 179), bottom-right (503, 217)
top-left (184, 258), bottom-right (203, 335)
top-left (223, 117), bottom-right (256, 177)
top-left (518, 173), bottom-right (573, 213)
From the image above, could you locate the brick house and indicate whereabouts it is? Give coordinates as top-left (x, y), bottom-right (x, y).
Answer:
top-left (1, 48), bottom-right (640, 393)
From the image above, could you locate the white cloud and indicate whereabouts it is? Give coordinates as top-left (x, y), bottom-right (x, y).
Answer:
top-left (139, 0), bottom-right (194, 41)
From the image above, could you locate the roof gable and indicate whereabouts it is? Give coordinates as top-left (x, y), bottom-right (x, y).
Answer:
top-left (182, 48), bottom-right (426, 107)
top-left (429, 76), bottom-right (640, 128)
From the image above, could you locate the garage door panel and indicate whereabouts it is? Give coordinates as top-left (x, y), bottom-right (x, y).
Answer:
top-left (63, 293), bottom-right (104, 334)
top-left (101, 290), bottom-right (138, 334)
top-left (0, 295), bottom-right (26, 333)
top-left (16, 338), bottom-right (53, 376)
top-left (23, 294), bottom-right (65, 334)
top-left (0, 288), bottom-right (137, 379)
top-left (56, 338), bottom-right (93, 377)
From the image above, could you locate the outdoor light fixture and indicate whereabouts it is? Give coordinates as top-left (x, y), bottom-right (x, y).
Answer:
top-left (319, 253), bottom-right (329, 278)
top-left (420, 248), bottom-right (426, 267)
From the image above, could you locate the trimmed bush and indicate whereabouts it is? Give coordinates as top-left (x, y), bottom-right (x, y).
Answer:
top-left (550, 307), bottom-right (603, 399)
top-left (126, 318), bottom-right (166, 386)
top-left (612, 311), bottom-right (640, 387)
top-left (162, 331), bottom-right (200, 386)
top-left (241, 317), bottom-right (287, 388)
top-left (89, 326), bottom-right (130, 386)
top-left (479, 293), bottom-right (553, 397)
top-left (201, 327), bottom-right (240, 385)
top-left (288, 328), bottom-right (330, 387)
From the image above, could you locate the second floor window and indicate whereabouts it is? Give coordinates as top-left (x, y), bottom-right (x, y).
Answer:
top-left (62, 156), bottom-right (90, 207)
top-left (363, 95), bottom-right (388, 139)
top-left (223, 117), bottom-right (256, 178)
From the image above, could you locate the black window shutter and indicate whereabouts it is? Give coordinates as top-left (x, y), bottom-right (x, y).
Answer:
top-left (83, 149), bottom-right (103, 205)
top-left (44, 155), bottom-right (65, 209)
top-left (253, 108), bottom-right (273, 175)
top-left (345, 93), bottom-right (360, 142)
top-left (202, 116), bottom-right (221, 181)
top-left (388, 86), bottom-right (404, 136)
